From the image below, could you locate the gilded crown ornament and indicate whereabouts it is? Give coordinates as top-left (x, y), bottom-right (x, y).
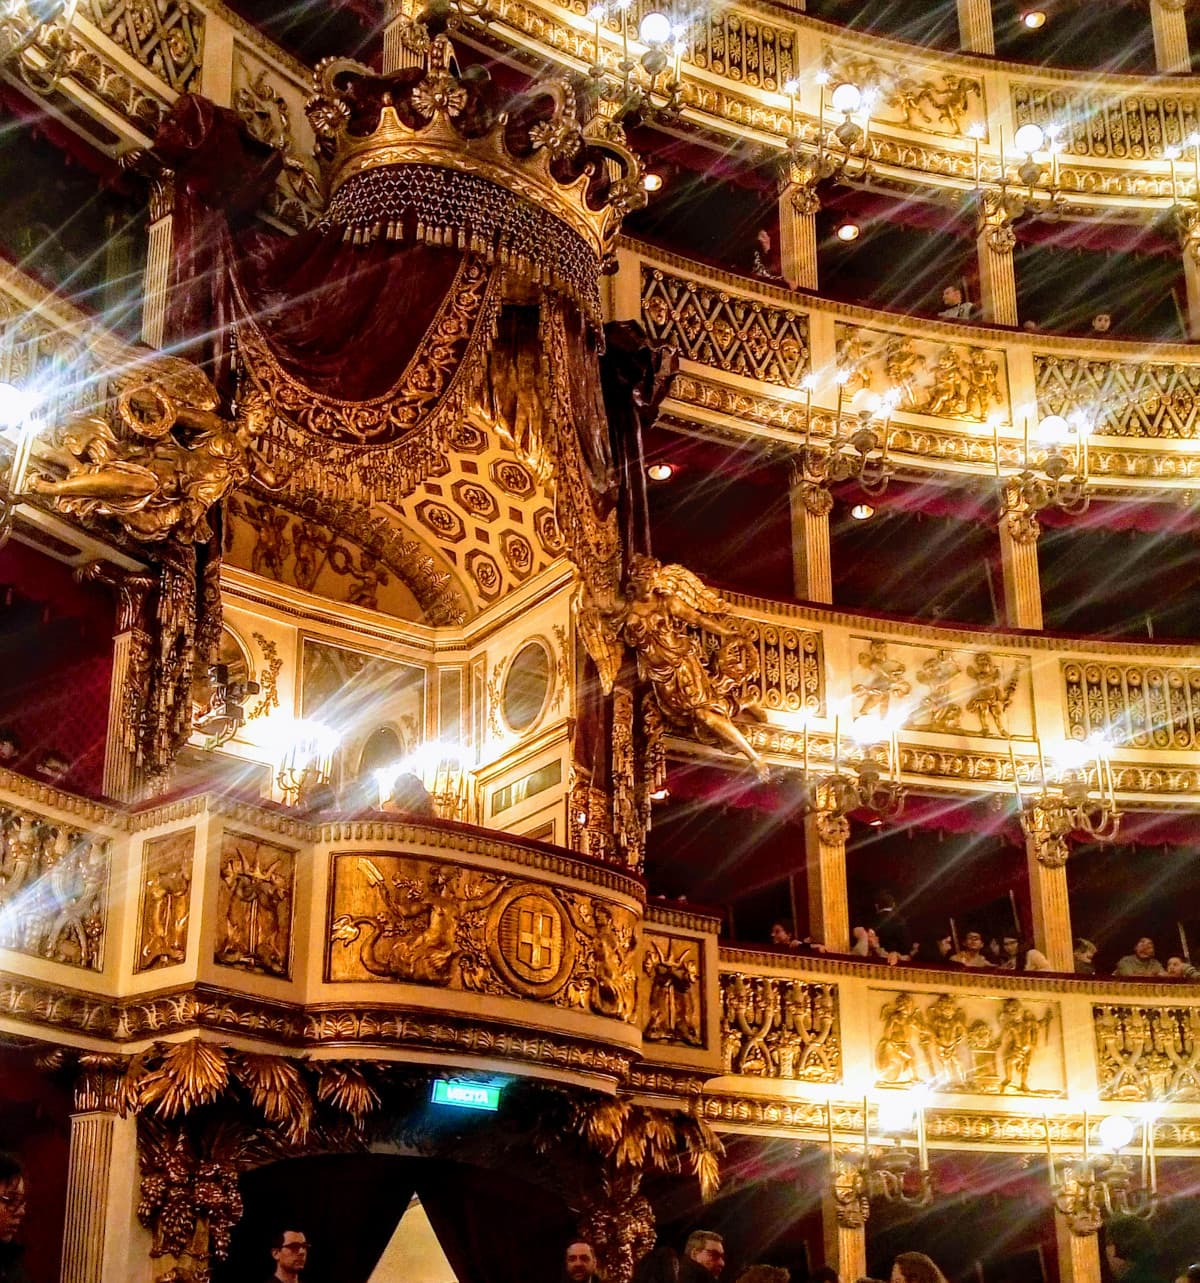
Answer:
top-left (305, 36), bottom-right (645, 323)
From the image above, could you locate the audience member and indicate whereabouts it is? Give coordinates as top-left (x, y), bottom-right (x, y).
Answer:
top-left (998, 934), bottom-right (1053, 973)
top-left (633, 1247), bottom-right (680, 1283)
top-left (768, 921), bottom-right (826, 954)
top-left (1073, 938), bottom-right (1097, 975)
top-left (1115, 937), bottom-right (1166, 978)
top-left (0, 1153), bottom-right (28, 1283)
top-left (1167, 956), bottom-right (1200, 980)
top-left (851, 926), bottom-right (886, 960)
top-left (950, 930), bottom-right (992, 968)
top-left (681, 1232), bottom-right (725, 1282)
top-left (269, 1230), bottom-right (310, 1283)
top-left (733, 1268), bottom-right (789, 1283)
top-left (872, 891), bottom-right (912, 957)
top-left (751, 229), bottom-right (783, 283)
top-left (1091, 312), bottom-right (1112, 335)
top-left (1104, 1216), bottom-right (1159, 1283)
top-left (934, 934), bottom-right (954, 962)
top-left (937, 284), bottom-right (973, 320)
top-left (890, 1253), bottom-right (950, 1283)
top-left (566, 1242), bottom-right (602, 1283)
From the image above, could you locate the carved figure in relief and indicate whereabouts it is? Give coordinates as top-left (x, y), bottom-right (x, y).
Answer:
top-left (931, 75), bottom-right (981, 133)
top-left (966, 653), bottom-right (1019, 737)
top-left (332, 860), bottom-right (502, 985)
top-left (32, 378), bottom-right (285, 545)
top-left (249, 503), bottom-right (290, 579)
top-left (835, 331), bottom-right (873, 391)
top-left (578, 556), bottom-right (769, 780)
top-left (914, 650), bottom-right (963, 732)
top-left (876, 992), bottom-right (927, 1084)
top-left (997, 998), bottom-right (1051, 1092)
top-left (218, 845), bottom-right (290, 975)
top-left (643, 938), bottom-right (701, 1045)
top-left (141, 862), bottom-right (191, 968)
top-left (588, 903), bottom-right (638, 1021)
top-left (963, 348), bottom-right (1002, 421)
top-left (925, 992), bottom-right (968, 1084)
top-left (923, 349), bottom-right (969, 417)
top-left (42, 838), bottom-right (107, 968)
top-left (854, 641), bottom-right (911, 718)
top-left (346, 551), bottom-right (389, 610)
top-left (882, 334), bottom-right (925, 405)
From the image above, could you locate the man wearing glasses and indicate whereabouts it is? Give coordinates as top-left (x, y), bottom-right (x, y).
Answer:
top-left (270, 1229), bottom-right (310, 1283)
top-left (0, 1153), bottom-right (28, 1283)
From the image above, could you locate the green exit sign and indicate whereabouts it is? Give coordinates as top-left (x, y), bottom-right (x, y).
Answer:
top-left (431, 1079), bottom-right (502, 1111)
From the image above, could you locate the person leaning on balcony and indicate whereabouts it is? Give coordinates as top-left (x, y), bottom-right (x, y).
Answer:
top-left (1167, 956), bottom-right (1200, 980)
top-left (998, 934), bottom-right (1053, 973)
top-left (1114, 937), bottom-right (1166, 978)
top-left (1073, 938), bottom-right (1098, 975)
top-left (950, 930), bottom-right (993, 968)
top-left (1105, 1216), bottom-right (1160, 1283)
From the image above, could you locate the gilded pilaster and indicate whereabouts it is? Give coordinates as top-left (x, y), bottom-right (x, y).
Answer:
top-left (779, 165), bottom-right (820, 292)
top-left (1024, 834), bottom-right (1075, 972)
top-left (1176, 206), bottom-right (1200, 341)
top-left (382, 0), bottom-right (429, 71)
top-left (805, 811), bottom-right (849, 950)
top-left (789, 464), bottom-right (833, 603)
top-left (1150, 0), bottom-right (1190, 75)
top-left (955, 0), bottom-right (995, 55)
top-left (140, 176), bottom-right (175, 352)
top-left (821, 1188), bottom-right (867, 1283)
top-left (975, 191), bottom-right (1019, 327)
top-left (998, 485), bottom-right (1043, 630)
top-left (1055, 1210), bottom-right (1102, 1283)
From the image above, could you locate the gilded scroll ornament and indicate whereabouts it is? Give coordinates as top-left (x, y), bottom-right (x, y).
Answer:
top-left (136, 829), bottom-right (194, 972)
top-left (643, 934), bottom-right (702, 1046)
top-left (0, 805), bottom-right (109, 970)
top-left (1012, 81), bottom-right (1200, 161)
top-left (578, 556), bottom-right (770, 779)
top-left (875, 991), bottom-right (1057, 1094)
top-left (215, 833), bottom-right (294, 978)
top-left (1063, 659), bottom-right (1200, 750)
top-left (719, 974), bottom-right (840, 1081)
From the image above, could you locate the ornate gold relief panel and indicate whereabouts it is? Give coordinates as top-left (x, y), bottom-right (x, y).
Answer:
top-left (327, 852), bottom-right (641, 1023)
top-left (135, 828), bottom-right (194, 972)
top-left (641, 266), bottom-right (810, 388)
top-left (641, 933), bottom-right (705, 1048)
top-left (822, 44), bottom-right (984, 138)
top-left (1064, 660), bottom-right (1200, 749)
top-left (873, 989), bottom-right (1063, 1097)
top-left (1036, 353), bottom-right (1200, 440)
top-left (835, 324), bottom-right (1008, 424)
top-left (1095, 1003), bottom-right (1200, 1101)
top-left (853, 637), bottom-right (1033, 739)
top-left (1013, 83), bottom-right (1200, 161)
top-left (738, 620), bottom-right (823, 715)
top-left (719, 973), bottom-right (840, 1081)
top-left (215, 831), bottom-right (296, 979)
top-left (0, 803), bottom-right (109, 971)
top-left (83, 0), bottom-right (204, 95)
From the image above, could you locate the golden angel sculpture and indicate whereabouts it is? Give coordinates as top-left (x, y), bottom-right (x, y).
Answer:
top-left (31, 357), bottom-right (283, 545)
top-left (579, 555), bottom-right (769, 779)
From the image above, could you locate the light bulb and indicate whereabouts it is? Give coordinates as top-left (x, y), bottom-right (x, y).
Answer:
top-left (642, 171), bottom-right (664, 192)
top-left (1013, 123), bottom-right (1045, 156)
top-left (830, 82), bottom-right (862, 115)
top-left (967, 122), bottom-right (985, 140)
top-left (850, 502), bottom-right (875, 521)
top-left (850, 387), bottom-right (880, 415)
top-left (835, 220), bottom-right (860, 242)
top-left (1037, 414), bottom-right (1069, 445)
top-left (876, 1092), bottom-right (916, 1135)
top-left (1097, 1113), bottom-right (1134, 1153)
top-left (646, 462), bottom-right (674, 481)
top-left (638, 11), bottom-right (671, 44)
top-left (1021, 9), bottom-right (1047, 28)
top-left (782, 79), bottom-right (800, 96)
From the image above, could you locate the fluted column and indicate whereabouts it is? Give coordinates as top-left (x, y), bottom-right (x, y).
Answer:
top-left (1151, 0), bottom-right (1190, 74)
top-left (779, 166), bottom-right (820, 292)
top-left (1025, 834), bottom-right (1075, 972)
top-left (956, 0), bottom-right (995, 54)
top-left (805, 811), bottom-right (849, 950)
top-left (789, 469), bottom-right (833, 603)
top-left (1055, 1211), bottom-right (1102, 1283)
top-left (61, 1111), bottom-right (147, 1283)
top-left (1177, 208), bottom-right (1200, 340)
top-left (101, 571), bottom-right (156, 802)
top-left (140, 176), bottom-right (174, 351)
top-left (820, 1189), bottom-right (866, 1283)
top-left (382, 0), bottom-right (428, 71)
top-left (976, 191), bottom-right (1019, 327)
top-left (999, 484), bottom-right (1043, 629)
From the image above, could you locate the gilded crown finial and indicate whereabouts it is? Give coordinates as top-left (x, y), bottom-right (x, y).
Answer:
top-left (304, 38), bottom-right (643, 323)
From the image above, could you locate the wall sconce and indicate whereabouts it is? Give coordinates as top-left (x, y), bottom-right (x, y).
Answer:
top-left (0, 381), bottom-right (42, 550)
top-left (378, 740), bottom-right (471, 821)
top-left (1009, 737), bottom-right (1120, 868)
top-left (1048, 1109), bottom-right (1156, 1235)
top-left (796, 711), bottom-right (906, 841)
top-left (829, 1091), bottom-right (933, 1228)
top-left (999, 413), bottom-right (1092, 536)
top-left (276, 719), bottom-right (339, 807)
top-left (783, 72), bottom-right (874, 195)
top-left (792, 374), bottom-right (896, 511)
top-left (1, 0), bottom-right (80, 93)
top-left (586, 1), bottom-right (685, 121)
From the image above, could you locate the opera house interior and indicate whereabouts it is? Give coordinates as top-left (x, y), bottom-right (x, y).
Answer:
top-left (3, 0), bottom-right (1200, 1280)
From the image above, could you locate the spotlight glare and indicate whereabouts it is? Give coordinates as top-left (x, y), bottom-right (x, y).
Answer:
top-left (850, 502), bottom-right (875, 521)
top-left (830, 82), bottom-right (862, 115)
top-left (835, 220), bottom-right (860, 242)
top-left (638, 10), bottom-right (670, 44)
top-left (646, 462), bottom-right (674, 481)
top-left (1021, 9), bottom-right (1047, 29)
top-left (1097, 1113), bottom-right (1135, 1153)
top-left (1037, 413), bottom-right (1069, 445)
top-left (1013, 123), bottom-right (1045, 155)
top-left (642, 171), bottom-right (664, 192)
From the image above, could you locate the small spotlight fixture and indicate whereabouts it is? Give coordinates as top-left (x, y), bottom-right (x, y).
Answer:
top-left (850, 502), bottom-right (876, 521)
top-left (642, 171), bottom-right (664, 192)
top-left (836, 220), bottom-right (861, 242)
top-left (646, 462), bottom-right (674, 481)
top-left (650, 787), bottom-right (670, 802)
top-left (1020, 9), bottom-right (1047, 28)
